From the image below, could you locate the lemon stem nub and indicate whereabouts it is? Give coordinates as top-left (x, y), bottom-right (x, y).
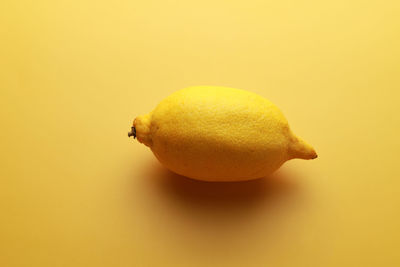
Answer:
top-left (128, 126), bottom-right (136, 139)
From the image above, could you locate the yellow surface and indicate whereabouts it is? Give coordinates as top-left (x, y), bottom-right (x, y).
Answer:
top-left (1, 0), bottom-right (399, 266)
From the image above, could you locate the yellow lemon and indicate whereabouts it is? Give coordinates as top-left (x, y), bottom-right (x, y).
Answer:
top-left (129, 86), bottom-right (317, 181)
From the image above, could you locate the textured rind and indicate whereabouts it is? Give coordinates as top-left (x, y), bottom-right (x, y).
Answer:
top-left (135, 86), bottom-right (316, 181)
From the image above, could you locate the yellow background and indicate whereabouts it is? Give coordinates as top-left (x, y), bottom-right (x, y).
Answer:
top-left (1, 0), bottom-right (400, 266)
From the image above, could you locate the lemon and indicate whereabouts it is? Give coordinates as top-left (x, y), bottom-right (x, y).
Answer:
top-left (129, 86), bottom-right (317, 181)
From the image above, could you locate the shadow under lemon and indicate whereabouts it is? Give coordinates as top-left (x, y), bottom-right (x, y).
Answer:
top-left (127, 158), bottom-right (307, 253)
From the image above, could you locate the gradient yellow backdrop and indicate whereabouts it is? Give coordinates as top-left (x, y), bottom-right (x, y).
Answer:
top-left (1, 0), bottom-right (400, 266)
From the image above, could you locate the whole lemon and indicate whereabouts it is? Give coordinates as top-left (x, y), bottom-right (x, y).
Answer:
top-left (129, 86), bottom-right (317, 182)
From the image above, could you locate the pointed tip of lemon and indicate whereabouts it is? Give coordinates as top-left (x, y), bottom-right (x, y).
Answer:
top-left (288, 135), bottom-right (317, 160)
top-left (309, 148), bottom-right (318, 160)
top-left (312, 152), bottom-right (318, 159)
